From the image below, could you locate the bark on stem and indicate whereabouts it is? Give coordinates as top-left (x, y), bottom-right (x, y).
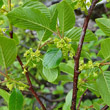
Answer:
top-left (71, 0), bottom-right (99, 110)
top-left (17, 55), bottom-right (46, 110)
top-left (101, 105), bottom-right (109, 110)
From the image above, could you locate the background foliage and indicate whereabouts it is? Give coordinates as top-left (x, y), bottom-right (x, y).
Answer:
top-left (0, 0), bottom-right (110, 110)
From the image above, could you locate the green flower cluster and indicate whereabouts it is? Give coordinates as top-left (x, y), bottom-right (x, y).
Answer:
top-left (0, 16), bottom-right (6, 35)
top-left (0, 5), bottom-right (7, 15)
top-left (23, 48), bottom-right (41, 74)
top-left (0, 28), bottom-right (6, 34)
top-left (78, 60), bottom-right (100, 92)
top-left (5, 78), bottom-right (28, 91)
top-left (0, 3), bottom-right (15, 16)
top-left (0, 4), bottom-right (9, 35)
top-left (54, 37), bottom-right (75, 59)
top-left (73, 0), bottom-right (91, 12)
top-left (79, 60), bottom-right (100, 71)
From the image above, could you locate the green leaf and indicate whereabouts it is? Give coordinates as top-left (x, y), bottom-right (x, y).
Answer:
top-left (97, 50), bottom-right (104, 59)
top-left (9, 88), bottom-right (23, 110)
top-left (43, 67), bottom-right (58, 82)
top-left (63, 103), bottom-right (71, 110)
top-left (0, 14), bottom-right (9, 28)
top-left (57, 1), bottom-right (75, 33)
top-left (38, 4), bottom-right (58, 41)
top-left (55, 75), bottom-right (73, 82)
top-left (0, 0), bottom-right (3, 8)
top-left (48, 4), bottom-right (58, 32)
top-left (64, 27), bottom-right (97, 42)
top-left (7, 7), bottom-right (52, 31)
top-left (83, 100), bottom-right (92, 107)
top-left (63, 89), bottom-right (72, 110)
top-left (95, 29), bottom-right (106, 37)
top-left (97, 71), bottom-right (110, 106)
top-left (52, 85), bottom-right (64, 94)
top-left (81, 51), bottom-right (91, 60)
top-left (0, 89), bottom-right (10, 104)
top-left (59, 63), bottom-right (73, 76)
top-left (84, 82), bottom-right (100, 97)
top-left (43, 48), bottom-right (62, 69)
top-left (98, 38), bottom-right (110, 60)
top-left (22, 2), bottom-right (57, 41)
top-left (0, 106), bottom-right (8, 110)
top-left (96, 18), bottom-right (110, 36)
top-left (65, 89), bottom-right (72, 106)
top-left (0, 36), bottom-right (17, 69)
top-left (93, 102), bottom-right (100, 110)
top-left (23, 1), bottom-right (51, 19)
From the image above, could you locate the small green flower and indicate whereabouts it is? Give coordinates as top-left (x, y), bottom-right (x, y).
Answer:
top-left (54, 38), bottom-right (59, 43)
top-left (22, 68), bottom-right (27, 74)
top-left (66, 44), bottom-right (71, 49)
top-left (69, 52), bottom-right (73, 58)
top-left (80, 60), bottom-right (84, 65)
top-left (88, 61), bottom-right (94, 68)
top-left (2, 5), bottom-right (6, 9)
top-left (33, 64), bottom-right (37, 68)
top-left (31, 52), bottom-right (35, 57)
top-left (19, 86), bottom-right (25, 91)
top-left (64, 37), bottom-right (71, 43)
top-left (11, 3), bottom-right (15, 8)
top-left (0, 20), bottom-right (4, 25)
top-left (94, 62), bottom-right (100, 67)
top-left (93, 72), bottom-right (98, 77)
top-left (6, 83), bottom-right (14, 91)
top-left (2, 28), bottom-right (6, 32)
top-left (37, 58), bottom-right (41, 62)
top-left (79, 65), bottom-right (84, 71)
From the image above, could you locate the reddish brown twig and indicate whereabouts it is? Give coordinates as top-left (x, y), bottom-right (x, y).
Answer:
top-left (100, 62), bottom-right (110, 66)
top-left (0, 71), bottom-right (7, 78)
top-left (77, 88), bottom-right (88, 110)
top-left (101, 105), bottom-right (109, 110)
top-left (9, 32), bottom-right (46, 110)
top-left (17, 55), bottom-right (46, 110)
top-left (56, 24), bottom-right (62, 39)
top-left (9, 31), bottom-right (13, 38)
top-left (39, 39), bottom-right (53, 49)
top-left (71, 0), bottom-right (99, 110)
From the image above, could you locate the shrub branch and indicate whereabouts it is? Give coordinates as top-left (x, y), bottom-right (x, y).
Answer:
top-left (71, 0), bottom-right (99, 110)
top-left (101, 105), bottom-right (109, 110)
top-left (8, 0), bottom-right (46, 109)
